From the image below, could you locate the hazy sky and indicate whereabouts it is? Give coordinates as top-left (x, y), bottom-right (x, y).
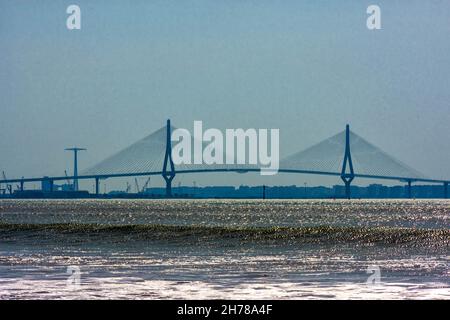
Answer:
top-left (1, 0), bottom-right (449, 189)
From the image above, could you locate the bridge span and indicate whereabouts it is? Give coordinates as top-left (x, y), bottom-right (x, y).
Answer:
top-left (1, 120), bottom-right (449, 199)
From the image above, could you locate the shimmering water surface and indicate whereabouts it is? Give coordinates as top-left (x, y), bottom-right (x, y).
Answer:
top-left (0, 199), bottom-right (449, 299)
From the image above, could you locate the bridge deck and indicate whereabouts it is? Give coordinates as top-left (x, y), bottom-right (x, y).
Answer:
top-left (1, 168), bottom-right (448, 185)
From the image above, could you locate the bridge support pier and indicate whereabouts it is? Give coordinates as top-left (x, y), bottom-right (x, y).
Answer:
top-left (406, 180), bottom-right (412, 199)
top-left (341, 124), bottom-right (355, 200)
top-left (444, 182), bottom-right (448, 199)
top-left (95, 177), bottom-right (100, 195)
top-left (164, 177), bottom-right (174, 197)
top-left (20, 180), bottom-right (24, 192)
top-left (341, 177), bottom-right (353, 200)
top-left (162, 119), bottom-right (176, 198)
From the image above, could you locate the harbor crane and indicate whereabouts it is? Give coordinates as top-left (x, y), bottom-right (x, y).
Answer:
top-left (65, 147), bottom-right (86, 192)
top-left (2, 171), bottom-right (12, 194)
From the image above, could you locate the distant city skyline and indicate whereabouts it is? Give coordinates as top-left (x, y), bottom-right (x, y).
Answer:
top-left (1, 1), bottom-right (450, 190)
top-left (6, 183), bottom-right (446, 199)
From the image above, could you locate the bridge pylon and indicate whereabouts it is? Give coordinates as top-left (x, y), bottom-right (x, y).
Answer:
top-left (162, 119), bottom-right (176, 197)
top-left (340, 124), bottom-right (355, 199)
top-left (406, 180), bottom-right (413, 199)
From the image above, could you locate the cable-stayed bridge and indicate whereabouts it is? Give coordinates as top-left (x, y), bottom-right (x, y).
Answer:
top-left (1, 120), bottom-right (448, 199)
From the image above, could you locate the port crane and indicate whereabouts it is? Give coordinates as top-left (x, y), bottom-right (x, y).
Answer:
top-left (64, 170), bottom-right (74, 191)
top-left (134, 177), bottom-right (151, 194)
top-left (64, 147), bottom-right (86, 191)
top-left (134, 178), bottom-right (140, 193)
top-left (141, 177), bottom-right (151, 193)
top-left (2, 171), bottom-right (12, 194)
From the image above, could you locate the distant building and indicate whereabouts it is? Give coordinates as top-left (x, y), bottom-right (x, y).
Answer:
top-left (41, 177), bottom-right (53, 192)
top-left (140, 183), bottom-right (448, 199)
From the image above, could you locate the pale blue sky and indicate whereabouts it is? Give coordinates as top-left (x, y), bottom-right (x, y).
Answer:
top-left (1, 0), bottom-right (449, 188)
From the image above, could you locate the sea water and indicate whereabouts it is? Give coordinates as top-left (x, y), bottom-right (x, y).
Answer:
top-left (0, 199), bottom-right (448, 299)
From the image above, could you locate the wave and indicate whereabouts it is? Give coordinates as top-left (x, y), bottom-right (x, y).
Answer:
top-left (0, 223), bottom-right (448, 246)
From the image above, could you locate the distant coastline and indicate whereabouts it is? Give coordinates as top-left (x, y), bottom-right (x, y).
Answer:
top-left (1, 183), bottom-right (447, 199)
